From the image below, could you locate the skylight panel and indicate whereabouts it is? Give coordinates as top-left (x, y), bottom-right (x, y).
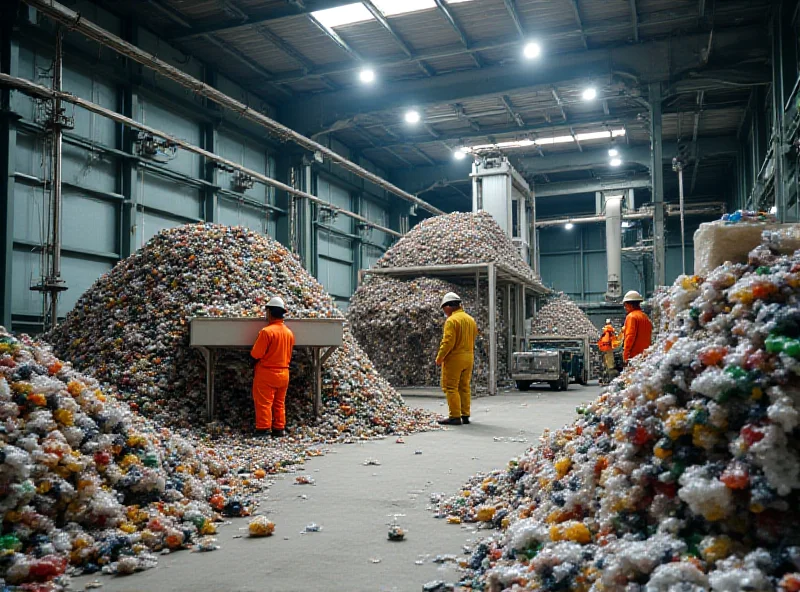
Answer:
top-left (371, 0), bottom-right (436, 16)
top-left (312, 3), bottom-right (374, 28)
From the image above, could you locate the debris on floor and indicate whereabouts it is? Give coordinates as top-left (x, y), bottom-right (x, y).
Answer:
top-left (248, 516), bottom-right (275, 537)
top-left (431, 239), bottom-right (800, 590)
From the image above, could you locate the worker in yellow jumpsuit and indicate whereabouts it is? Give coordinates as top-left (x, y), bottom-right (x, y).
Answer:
top-left (435, 292), bottom-right (477, 426)
top-left (622, 291), bottom-right (653, 365)
top-left (250, 296), bottom-right (295, 438)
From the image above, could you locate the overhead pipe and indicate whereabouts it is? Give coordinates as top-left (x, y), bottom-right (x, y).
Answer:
top-left (0, 73), bottom-right (402, 238)
top-left (604, 195), bottom-right (623, 301)
top-left (534, 204), bottom-right (725, 227)
top-left (21, 0), bottom-right (444, 217)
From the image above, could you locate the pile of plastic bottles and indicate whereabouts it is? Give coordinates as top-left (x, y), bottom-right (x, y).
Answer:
top-left (530, 293), bottom-right (599, 341)
top-left (376, 211), bottom-right (540, 283)
top-left (46, 224), bottom-right (438, 439)
top-left (0, 329), bottom-right (259, 589)
top-left (433, 241), bottom-right (800, 590)
top-left (348, 276), bottom-right (510, 390)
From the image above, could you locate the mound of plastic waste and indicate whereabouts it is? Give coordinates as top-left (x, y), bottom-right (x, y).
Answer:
top-left (530, 293), bottom-right (599, 341)
top-left (46, 224), bottom-right (437, 437)
top-left (375, 211), bottom-right (538, 282)
top-left (0, 329), bottom-right (253, 589)
top-left (433, 242), bottom-right (800, 591)
top-left (348, 276), bottom-right (509, 389)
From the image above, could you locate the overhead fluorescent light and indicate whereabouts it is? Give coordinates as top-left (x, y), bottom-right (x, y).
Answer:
top-left (535, 136), bottom-right (575, 145)
top-left (582, 88), bottom-right (597, 101)
top-left (612, 129), bottom-right (626, 137)
top-left (576, 131), bottom-right (611, 141)
top-left (565, 223), bottom-right (574, 230)
top-left (610, 158), bottom-right (623, 167)
top-left (608, 148), bottom-right (619, 157)
top-left (359, 68), bottom-right (376, 83)
top-left (454, 150), bottom-right (467, 160)
top-left (313, 3), bottom-right (374, 28)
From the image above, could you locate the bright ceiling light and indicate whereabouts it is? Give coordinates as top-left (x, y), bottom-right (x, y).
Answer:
top-left (405, 110), bottom-right (421, 124)
top-left (459, 146), bottom-right (470, 153)
top-left (582, 87), bottom-right (597, 101)
top-left (610, 158), bottom-right (623, 167)
top-left (454, 150), bottom-right (467, 160)
top-left (359, 68), bottom-right (375, 83)
top-left (608, 148), bottom-right (619, 157)
top-left (523, 42), bottom-right (541, 59)
top-left (565, 222), bottom-right (574, 230)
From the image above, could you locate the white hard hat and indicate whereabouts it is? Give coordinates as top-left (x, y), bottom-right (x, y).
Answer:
top-left (441, 292), bottom-right (462, 308)
top-left (266, 296), bottom-right (286, 310)
top-left (605, 318), bottom-right (612, 324)
top-left (622, 290), bottom-right (644, 303)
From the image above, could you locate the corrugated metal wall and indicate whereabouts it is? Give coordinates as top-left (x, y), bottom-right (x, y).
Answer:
top-left (2, 6), bottom-right (396, 331)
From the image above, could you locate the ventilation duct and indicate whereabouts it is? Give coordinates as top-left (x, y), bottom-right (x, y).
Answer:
top-left (605, 195), bottom-right (623, 301)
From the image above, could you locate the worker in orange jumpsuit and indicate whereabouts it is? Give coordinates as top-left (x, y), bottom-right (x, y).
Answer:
top-left (597, 319), bottom-right (617, 382)
top-left (435, 292), bottom-right (478, 426)
top-left (250, 296), bottom-right (295, 438)
top-left (622, 291), bottom-right (653, 365)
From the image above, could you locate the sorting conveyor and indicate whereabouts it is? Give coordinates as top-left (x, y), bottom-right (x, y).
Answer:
top-left (189, 317), bottom-right (344, 421)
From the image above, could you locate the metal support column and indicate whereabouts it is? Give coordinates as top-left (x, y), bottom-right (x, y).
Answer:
top-left (649, 82), bottom-right (666, 287)
top-left (0, 6), bottom-right (18, 329)
top-left (506, 283), bottom-right (512, 374)
top-left (488, 262), bottom-right (497, 396)
top-left (771, 7), bottom-right (787, 222)
top-left (119, 19), bottom-right (140, 259)
top-left (352, 188), bottom-right (363, 293)
top-left (301, 162), bottom-right (314, 273)
top-left (203, 68), bottom-right (218, 223)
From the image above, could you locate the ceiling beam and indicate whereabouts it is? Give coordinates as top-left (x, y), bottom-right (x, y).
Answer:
top-left (389, 137), bottom-right (740, 194)
top-left (203, 33), bottom-right (293, 98)
top-left (629, 0), bottom-right (639, 41)
top-left (252, 24), bottom-right (339, 90)
top-left (307, 13), bottom-right (362, 61)
top-left (503, 0), bottom-right (526, 39)
top-left (502, 95), bottom-right (525, 127)
top-left (167, 0), bottom-right (357, 41)
top-left (362, 1), bottom-right (434, 77)
top-left (262, 4), bottom-right (767, 86)
top-left (535, 175), bottom-right (651, 197)
top-left (145, 0), bottom-right (293, 98)
top-left (351, 102), bottom-right (749, 152)
top-left (433, 0), bottom-right (482, 68)
top-left (281, 25), bottom-right (768, 136)
top-left (569, 0), bottom-right (590, 50)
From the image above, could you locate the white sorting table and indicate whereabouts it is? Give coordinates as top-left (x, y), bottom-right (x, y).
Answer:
top-left (189, 317), bottom-right (344, 421)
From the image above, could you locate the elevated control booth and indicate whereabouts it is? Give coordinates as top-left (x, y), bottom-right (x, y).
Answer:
top-left (190, 317), bottom-right (344, 421)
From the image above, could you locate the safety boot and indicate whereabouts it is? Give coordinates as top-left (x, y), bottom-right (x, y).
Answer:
top-left (461, 416), bottom-right (470, 424)
top-left (271, 428), bottom-right (287, 438)
top-left (437, 418), bottom-right (462, 426)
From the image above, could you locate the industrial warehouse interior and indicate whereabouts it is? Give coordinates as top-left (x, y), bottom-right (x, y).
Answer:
top-left (1, 0), bottom-right (800, 591)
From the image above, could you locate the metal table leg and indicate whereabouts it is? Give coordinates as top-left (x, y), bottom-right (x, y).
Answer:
top-left (199, 347), bottom-right (217, 422)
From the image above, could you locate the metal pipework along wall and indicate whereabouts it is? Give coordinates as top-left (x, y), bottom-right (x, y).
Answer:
top-left (0, 10), bottom-right (400, 331)
top-left (21, 0), bottom-right (444, 218)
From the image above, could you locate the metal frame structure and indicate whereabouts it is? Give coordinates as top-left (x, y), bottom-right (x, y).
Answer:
top-left (189, 317), bottom-right (344, 421)
top-left (358, 263), bottom-right (548, 395)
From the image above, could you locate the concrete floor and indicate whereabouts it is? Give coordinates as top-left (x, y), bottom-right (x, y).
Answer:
top-left (72, 384), bottom-right (601, 592)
